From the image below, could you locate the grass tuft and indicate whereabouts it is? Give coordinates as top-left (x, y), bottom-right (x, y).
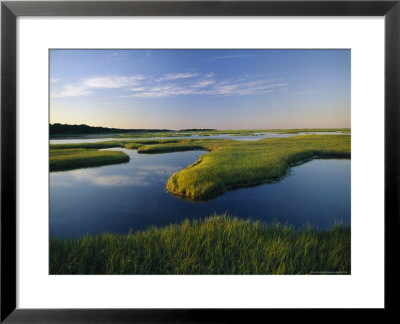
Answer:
top-left (50, 214), bottom-right (350, 275)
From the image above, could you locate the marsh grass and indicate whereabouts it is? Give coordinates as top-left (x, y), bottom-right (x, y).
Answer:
top-left (49, 139), bottom-right (182, 171)
top-left (137, 143), bottom-right (205, 153)
top-left (49, 141), bottom-right (124, 150)
top-left (50, 214), bottom-right (350, 275)
top-left (50, 148), bottom-right (129, 172)
top-left (272, 128), bottom-right (350, 134)
top-left (163, 135), bottom-right (351, 199)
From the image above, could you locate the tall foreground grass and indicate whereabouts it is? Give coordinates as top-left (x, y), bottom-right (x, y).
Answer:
top-left (50, 215), bottom-right (350, 275)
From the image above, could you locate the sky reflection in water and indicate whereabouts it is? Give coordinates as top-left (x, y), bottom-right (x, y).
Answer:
top-left (50, 148), bottom-right (350, 239)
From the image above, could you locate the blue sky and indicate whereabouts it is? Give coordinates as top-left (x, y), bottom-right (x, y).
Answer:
top-left (50, 49), bottom-right (350, 130)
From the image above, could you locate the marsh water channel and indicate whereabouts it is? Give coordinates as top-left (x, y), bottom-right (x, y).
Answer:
top-left (49, 131), bottom-right (345, 144)
top-left (50, 135), bottom-right (350, 239)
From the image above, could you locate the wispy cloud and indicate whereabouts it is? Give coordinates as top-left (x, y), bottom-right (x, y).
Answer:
top-left (51, 72), bottom-right (287, 99)
top-left (106, 52), bottom-right (119, 59)
top-left (142, 51), bottom-right (151, 61)
top-left (190, 79), bottom-right (216, 88)
top-left (82, 76), bottom-right (144, 89)
top-left (156, 72), bottom-right (199, 82)
top-left (209, 80), bottom-right (288, 96)
top-left (51, 75), bottom-right (145, 98)
top-left (209, 54), bottom-right (256, 61)
top-left (51, 84), bottom-right (94, 98)
top-left (129, 78), bottom-right (287, 98)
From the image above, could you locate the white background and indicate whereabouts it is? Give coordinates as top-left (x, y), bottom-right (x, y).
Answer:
top-left (17, 17), bottom-right (384, 308)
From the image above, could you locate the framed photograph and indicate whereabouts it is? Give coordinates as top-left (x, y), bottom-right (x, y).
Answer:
top-left (1, 0), bottom-right (399, 321)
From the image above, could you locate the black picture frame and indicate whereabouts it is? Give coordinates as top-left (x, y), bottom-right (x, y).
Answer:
top-left (1, 0), bottom-right (399, 322)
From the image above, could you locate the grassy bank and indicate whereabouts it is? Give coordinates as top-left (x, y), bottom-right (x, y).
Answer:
top-left (163, 135), bottom-right (350, 200)
top-left (50, 148), bottom-right (129, 172)
top-left (50, 215), bottom-right (350, 275)
top-left (49, 139), bottom-right (181, 171)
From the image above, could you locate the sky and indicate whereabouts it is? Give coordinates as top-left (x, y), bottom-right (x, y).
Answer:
top-left (50, 49), bottom-right (350, 130)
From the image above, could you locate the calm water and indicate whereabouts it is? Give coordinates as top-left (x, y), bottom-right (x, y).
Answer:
top-left (50, 147), bottom-right (350, 239)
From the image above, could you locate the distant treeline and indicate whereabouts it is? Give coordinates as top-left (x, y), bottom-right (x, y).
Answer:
top-left (50, 123), bottom-right (172, 135)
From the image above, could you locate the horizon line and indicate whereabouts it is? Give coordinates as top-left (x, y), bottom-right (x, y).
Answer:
top-left (50, 123), bottom-right (351, 131)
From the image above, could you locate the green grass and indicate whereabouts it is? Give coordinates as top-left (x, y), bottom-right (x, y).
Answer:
top-left (272, 128), bottom-right (351, 134)
top-left (50, 214), bottom-right (350, 275)
top-left (49, 139), bottom-right (182, 171)
top-left (161, 135), bottom-right (351, 200)
top-left (137, 142), bottom-right (205, 153)
top-left (50, 148), bottom-right (130, 172)
top-left (49, 141), bottom-right (124, 150)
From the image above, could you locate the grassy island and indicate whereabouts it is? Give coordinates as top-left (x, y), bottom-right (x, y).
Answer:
top-left (49, 147), bottom-right (129, 172)
top-left (50, 214), bottom-right (350, 275)
top-left (162, 135), bottom-right (350, 200)
top-left (49, 139), bottom-right (181, 171)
